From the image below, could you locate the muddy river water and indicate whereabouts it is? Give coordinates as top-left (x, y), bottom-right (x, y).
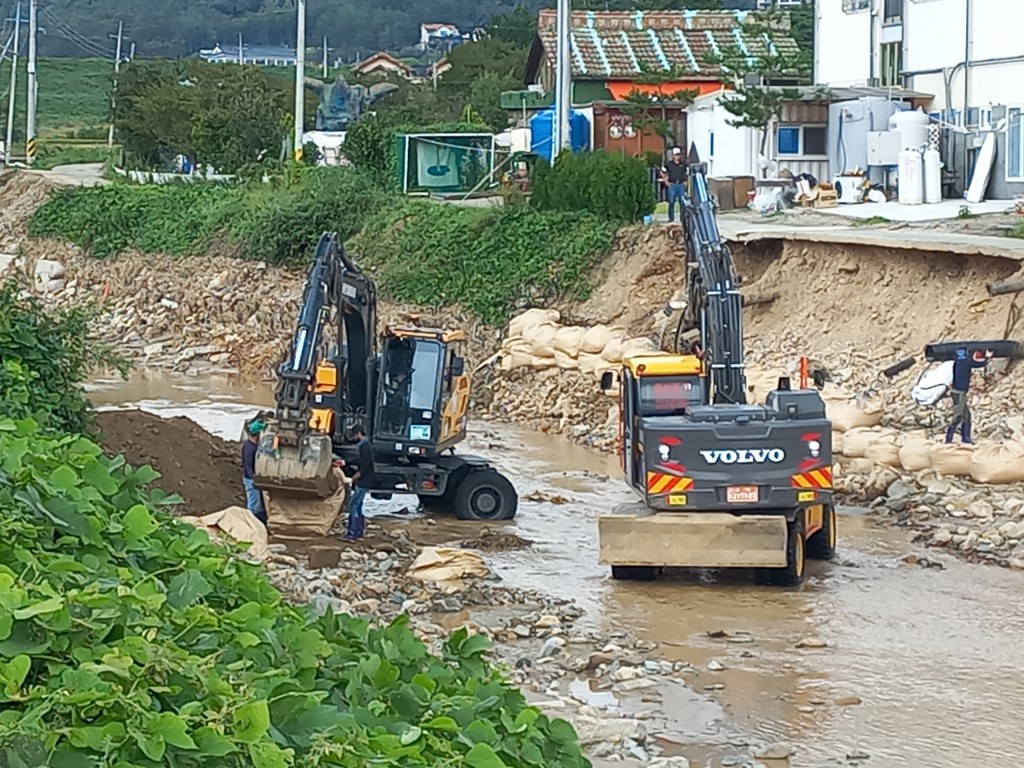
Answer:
top-left (87, 371), bottom-right (1024, 767)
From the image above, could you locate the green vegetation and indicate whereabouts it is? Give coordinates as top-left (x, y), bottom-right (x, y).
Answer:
top-left (32, 144), bottom-right (119, 171)
top-left (0, 282), bottom-right (124, 435)
top-left (0, 288), bottom-right (590, 768)
top-left (1009, 220), bottom-right (1024, 239)
top-left (355, 203), bottom-right (617, 325)
top-left (531, 152), bottom-right (656, 224)
top-left (0, 57), bottom-right (112, 140)
top-left (28, 168), bottom-right (388, 263)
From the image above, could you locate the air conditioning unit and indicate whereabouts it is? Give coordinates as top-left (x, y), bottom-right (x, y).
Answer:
top-left (833, 175), bottom-right (866, 204)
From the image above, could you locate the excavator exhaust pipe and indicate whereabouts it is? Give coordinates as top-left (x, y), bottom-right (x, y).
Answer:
top-left (254, 431), bottom-right (337, 499)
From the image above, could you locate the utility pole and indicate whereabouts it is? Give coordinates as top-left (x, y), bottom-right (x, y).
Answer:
top-left (5, 2), bottom-right (21, 167)
top-left (25, 0), bottom-right (37, 166)
top-left (553, 0), bottom-right (572, 159)
top-left (107, 21), bottom-right (124, 148)
top-left (293, 0), bottom-right (306, 162)
top-left (238, 33), bottom-right (243, 65)
top-left (321, 35), bottom-right (329, 78)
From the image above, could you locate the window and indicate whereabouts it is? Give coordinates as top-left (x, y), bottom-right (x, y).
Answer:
top-left (377, 337), bottom-right (443, 440)
top-left (883, 0), bottom-right (902, 23)
top-left (1009, 107), bottom-right (1024, 182)
top-left (777, 125), bottom-right (827, 157)
top-left (880, 42), bottom-right (903, 87)
top-left (843, 0), bottom-right (869, 11)
top-left (638, 377), bottom-right (705, 416)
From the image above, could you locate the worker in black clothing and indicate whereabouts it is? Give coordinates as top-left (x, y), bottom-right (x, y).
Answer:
top-left (344, 426), bottom-right (374, 541)
top-left (660, 147), bottom-right (687, 223)
top-left (946, 346), bottom-right (993, 444)
top-left (241, 420), bottom-right (268, 526)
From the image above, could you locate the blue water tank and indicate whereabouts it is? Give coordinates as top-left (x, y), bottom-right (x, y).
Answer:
top-left (529, 109), bottom-right (590, 162)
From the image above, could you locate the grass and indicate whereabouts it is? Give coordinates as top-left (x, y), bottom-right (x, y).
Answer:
top-left (0, 57), bottom-right (112, 143)
top-left (1010, 219), bottom-right (1024, 239)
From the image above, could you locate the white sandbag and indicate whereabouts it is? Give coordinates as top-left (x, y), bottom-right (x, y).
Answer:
top-left (827, 397), bottom-right (884, 433)
top-left (969, 441), bottom-right (1024, 484)
top-left (552, 326), bottom-right (586, 359)
top-left (898, 435), bottom-right (933, 472)
top-left (578, 351), bottom-right (609, 377)
top-left (620, 337), bottom-right (658, 359)
top-left (840, 427), bottom-right (882, 458)
top-left (601, 335), bottom-right (626, 364)
top-left (523, 323), bottom-right (558, 357)
top-left (865, 432), bottom-right (903, 469)
top-left (747, 369), bottom-right (787, 404)
top-left (845, 457), bottom-right (876, 476)
top-left (509, 308), bottom-right (560, 339)
top-left (499, 350), bottom-right (534, 371)
top-left (831, 431), bottom-right (844, 456)
top-left (911, 361), bottom-right (954, 407)
top-left (929, 443), bottom-right (974, 477)
top-left (529, 355), bottom-right (557, 370)
top-left (580, 325), bottom-right (614, 355)
top-left (409, 547), bottom-right (489, 582)
top-left (552, 349), bottom-right (579, 370)
top-left (33, 259), bottom-right (65, 292)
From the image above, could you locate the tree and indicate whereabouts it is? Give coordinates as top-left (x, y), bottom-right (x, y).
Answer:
top-left (619, 64), bottom-right (698, 158)
top-left (487, 6), bottom-right (537, 48)
top-left (702, 9), bottom-right (819, 175)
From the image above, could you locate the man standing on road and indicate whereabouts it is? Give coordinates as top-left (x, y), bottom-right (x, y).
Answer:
top-left (660, 147), bottom-right (687, 223)
top-left (946, 347), bottom-right (993, 444)
top-left (241, 421), bottom-right (268, 526)
top-left (344, 426), bottom-right (374, 541)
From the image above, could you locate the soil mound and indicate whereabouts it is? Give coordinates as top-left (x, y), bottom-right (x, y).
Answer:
top-left (95, 409), bottom-right (243, 515)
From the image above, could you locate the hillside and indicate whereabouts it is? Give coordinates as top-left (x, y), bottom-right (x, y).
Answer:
top-left (30, 0), bottom-right (781, 59)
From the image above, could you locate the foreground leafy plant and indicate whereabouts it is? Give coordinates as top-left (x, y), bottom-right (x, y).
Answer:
top-left (0, 418), bottom-right (591, 767)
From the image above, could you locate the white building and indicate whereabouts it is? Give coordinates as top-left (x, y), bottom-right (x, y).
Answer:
top-left (815, 0), bottom-right (1024, 198)
top-left (418, 23), bottom-right (461, 52)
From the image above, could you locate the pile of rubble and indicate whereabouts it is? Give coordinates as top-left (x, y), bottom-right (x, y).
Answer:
top-left (264, 523), bottom-right (780, 767)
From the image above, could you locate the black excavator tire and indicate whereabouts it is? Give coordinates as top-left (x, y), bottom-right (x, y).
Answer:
top-left (452, 469), bottom-right (517, 521)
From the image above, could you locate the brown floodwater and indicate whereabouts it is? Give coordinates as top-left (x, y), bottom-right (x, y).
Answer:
top-left (88, 369), bottom-right (1024, 767)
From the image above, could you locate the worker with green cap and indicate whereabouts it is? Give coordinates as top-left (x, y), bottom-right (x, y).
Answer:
top-left (242, 419), bottom-right (268, 526)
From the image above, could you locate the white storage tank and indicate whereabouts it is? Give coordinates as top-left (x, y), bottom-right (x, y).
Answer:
top-left (923, 147), bottom-right (943, 204)
top-left (898, 148), bottom-right (924, 205)
top-left (890, 109), bottom-right (930, 150)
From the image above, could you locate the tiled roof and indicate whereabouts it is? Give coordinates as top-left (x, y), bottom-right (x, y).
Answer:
top-left (535, 9), bottom-right (800, 80)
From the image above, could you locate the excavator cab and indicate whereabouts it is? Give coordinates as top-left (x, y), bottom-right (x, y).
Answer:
top-left (374, 327), bottom-right (470, 459)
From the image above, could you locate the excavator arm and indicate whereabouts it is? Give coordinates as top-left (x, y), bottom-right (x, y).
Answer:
top-left (254, 231), bottom-right (376, 499)
top-left (679, 148), bottom-right (747, 405)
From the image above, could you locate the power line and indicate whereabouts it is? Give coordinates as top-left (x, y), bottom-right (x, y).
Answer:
top-left (40, 6), bottom-right (113, 57)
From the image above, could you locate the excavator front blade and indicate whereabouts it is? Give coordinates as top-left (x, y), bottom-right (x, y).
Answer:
top-left (598, 508), bottom-right (788, 569)
top-left (254, 431), bottom-right (337, 499)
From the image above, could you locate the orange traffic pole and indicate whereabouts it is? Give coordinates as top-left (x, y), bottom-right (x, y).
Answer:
top-left (799, 356), bottom-right (808, 390)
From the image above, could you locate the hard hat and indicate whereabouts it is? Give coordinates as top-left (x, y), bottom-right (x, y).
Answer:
top-left (247, 420), bottom-right (265, 435)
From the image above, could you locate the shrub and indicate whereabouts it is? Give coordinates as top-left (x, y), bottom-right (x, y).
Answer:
top-left (0, 281), bottom-right (125, 434)
top-left (353, 202), bottom-right (616, 325)
top-left (0, 417), bottom-right (591, 767)
top-left (530, 152), bottom-right (657, 223)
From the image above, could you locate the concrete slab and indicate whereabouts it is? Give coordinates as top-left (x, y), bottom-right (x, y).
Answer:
top-left (716, 220), bottom-right (1024, 261)
top-left (816, 198), bottom-right (1016, 222)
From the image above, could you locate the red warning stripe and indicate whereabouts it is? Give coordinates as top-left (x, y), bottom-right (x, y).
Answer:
top-left (646, 471), bottom-right (694, 494)
top-left (791, 466), bottom-right (833, 489)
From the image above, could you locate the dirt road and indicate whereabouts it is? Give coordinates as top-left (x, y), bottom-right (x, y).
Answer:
top-left (86, 371), bottom-right (1024, 767)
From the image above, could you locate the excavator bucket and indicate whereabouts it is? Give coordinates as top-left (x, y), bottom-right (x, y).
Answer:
top-left (598, 511), bottom-right (788, 569)
top-left (254, 431), bottom-right (338, 499)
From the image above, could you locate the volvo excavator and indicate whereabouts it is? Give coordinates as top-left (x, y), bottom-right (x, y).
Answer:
top-left (251, 231), bottom-right (518, 522)
top-left (598, 147), bottom-right (835, 586)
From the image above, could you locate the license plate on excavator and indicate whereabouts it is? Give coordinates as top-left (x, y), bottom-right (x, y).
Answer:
top-left (727, 485), bottom-right (758, 503)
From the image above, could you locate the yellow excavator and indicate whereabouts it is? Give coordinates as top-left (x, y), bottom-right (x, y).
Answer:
top-left (598, 148), bottom-right (835, 586)
top-left (251, 232), bottom-right (518, 522)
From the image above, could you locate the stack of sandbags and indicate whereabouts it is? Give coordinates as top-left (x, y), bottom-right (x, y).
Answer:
top-left (500, 310), bottom-right (659, 381)
top-left (822, 384), bottom-right (884, 433)
top-left (929, 443), bottom-right (974, 478)
top-left (969, 441), bottom-right (1024, 484)
top-left (898, 433), bottom-right (932, 472)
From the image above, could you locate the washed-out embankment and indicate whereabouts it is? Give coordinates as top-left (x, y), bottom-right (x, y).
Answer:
top-left (5, 171), bottom-right (1024, 568)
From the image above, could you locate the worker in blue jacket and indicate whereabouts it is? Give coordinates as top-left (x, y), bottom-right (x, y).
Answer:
top-left (946, 347), bottom-right (993, 444)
